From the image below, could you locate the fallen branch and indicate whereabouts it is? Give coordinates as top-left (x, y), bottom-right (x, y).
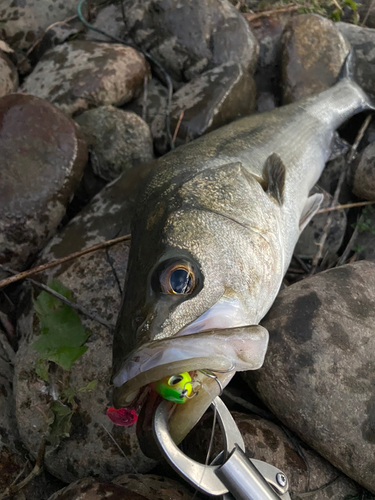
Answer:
top-left (0, 264), bottom-right (114, 330)
top-left (362, 0), bottom-right (375, 26)
top-left (316, 200), bottom-right (375, 214)
top-left (0, 234), bottom-right (131, 290)
top-left (243, 4), bottom-right (299, 22)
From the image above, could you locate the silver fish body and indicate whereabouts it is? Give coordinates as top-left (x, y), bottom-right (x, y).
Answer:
top-left (112, 76), bottom-right (372, 443)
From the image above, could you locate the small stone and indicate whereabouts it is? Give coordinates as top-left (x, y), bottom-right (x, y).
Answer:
top-left (0, 0), bottom-right (86, 51)
top-left (351, 141), bottom-right (375, 200)
top-left (120, 0), bottom-right (258, 85)
top-left (0, 94), bottom-right (88, 272)
top-left (170, 62), bottom-right (256, 148)
top-left (0, 51), bottom-right (18, 97)
top-left (21, 41), bottom-right (150, 116)
top-left (281, 15), bottom-right (350, 104)
top-left (295, 186), bottom-right (347, 259)
top-left (114, 474), bottom-right (193, 500)
top-left (75, 106), bottom-right (154, 182)
top-left (318, 154), bottom-right (352, 203)
top-left (337, 22), bottom-right (375, 96)
top-left (244, 261), bottom-right (375, 493)
top-left (47, 477), bottom-right (148, 500)
top-left (15, 163), bottom-right (158, 483)
top-left (185, 411), bottom-right (362, 499)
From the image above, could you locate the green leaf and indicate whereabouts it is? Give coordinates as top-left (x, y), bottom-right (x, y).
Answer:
top-left (48, 400), bottom-right (73, 447)
top-left (32, 279), bottom-right (90, 371)
top-left (78, 380), bottom-right (98, 393)
top-left (35, 359), bottom-right (49, 382)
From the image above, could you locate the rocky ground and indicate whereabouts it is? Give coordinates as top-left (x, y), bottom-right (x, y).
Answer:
top-left (1, 0), bottom-right (375, 499)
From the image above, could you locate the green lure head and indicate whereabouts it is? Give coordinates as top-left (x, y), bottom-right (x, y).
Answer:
top-left (154, 372), bottom-right (193, 404)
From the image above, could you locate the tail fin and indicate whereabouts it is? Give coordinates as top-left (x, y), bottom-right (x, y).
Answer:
top-left (339, 49), bottom-right (375, 111)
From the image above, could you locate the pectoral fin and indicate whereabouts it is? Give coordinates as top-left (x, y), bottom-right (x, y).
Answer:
top-left (299, 193), bottom-right (324, 231)
top-left (264, 153), bottom-right (286, 205)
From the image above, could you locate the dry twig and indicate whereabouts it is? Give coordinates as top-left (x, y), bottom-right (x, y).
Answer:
top-left (336, 213), bottom-right (364, 266)
top-left (172, 110), bottom-right (185, 145)
top-left (0, 234), bottom-right (131, 290)
top-left (243, 4), bottom-right (299, 22)
top-left (0, 264), bottom-right (114, 329)
top-left (316, 200), bottom-right (375, 214)
top-left (362, 0), bottom-right (375, 26)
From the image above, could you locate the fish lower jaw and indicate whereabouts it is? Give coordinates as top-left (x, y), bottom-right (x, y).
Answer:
top-left (112, 325), bottom-right (269, 409)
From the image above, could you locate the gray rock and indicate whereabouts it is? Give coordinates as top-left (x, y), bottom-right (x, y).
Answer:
top-left (170, 62), bottom-right (256, 148)
top-left (337, 22), bottom-right (375, 96)
top-left (281, 15), bottom-right (350, 104)
top-left (0, 93), bottom-right (88, 272)
top-left (86, 4), bottom-right (125, 43)
top-left (119, 0), bottom-right (258, 86)
top-left (75, 106), bottom-right (154, 182)
top-left (0, 51), bottom-right (18, 97)
top-left (47, 477), bottom-right (149, 500)
top-left (244, 261), bottom-right (375, 493)
top-left (295, 186), bottom-right (347, 260)
top-left (0, 0), bottom-right (85, 51)
top-left (125, 78), bottom-right (169, 155)
top-left (354, 205), bottom-right (375, 261)
top-left (351, 141), bottom-right (375, 200)
top-left (15, 162), bottom-right (158, 483)
top-left (21, 41), bottom-right (150, 116)
top-left (248, 12), bottom-right (291, 101)
top-left (185, 411), bottom-right (363, 499)
top-left (114, 474), bottom-right (193, 499)
top-left (0, 332), bottom-right (21, 492)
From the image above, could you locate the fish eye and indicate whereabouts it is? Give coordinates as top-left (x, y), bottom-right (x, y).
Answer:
top-left (159, 263), bottom-right (196, 295)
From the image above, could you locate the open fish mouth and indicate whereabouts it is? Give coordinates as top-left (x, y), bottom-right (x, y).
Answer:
top-left (111, 325), bottom-right (269, 426)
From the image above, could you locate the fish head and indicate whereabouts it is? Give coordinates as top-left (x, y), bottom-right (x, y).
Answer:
top-left (112, 159), bottom-right (283, 444)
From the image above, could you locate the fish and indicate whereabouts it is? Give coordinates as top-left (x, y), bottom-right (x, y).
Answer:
top-left (111, 60), bottom-right (373, 447)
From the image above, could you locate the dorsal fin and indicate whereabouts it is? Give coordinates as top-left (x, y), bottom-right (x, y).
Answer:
top-left (299, 193), bottom-right (324, 231)
top-left (264, 153), bottom-right (286, 205)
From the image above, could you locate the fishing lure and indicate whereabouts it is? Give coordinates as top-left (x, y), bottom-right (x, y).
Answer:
top-left (154, 372), bottom-right (193, 404)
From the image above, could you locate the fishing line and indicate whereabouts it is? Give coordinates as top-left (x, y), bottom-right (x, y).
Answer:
top-left (99, 422), bottom-right (138, 474)
top-left (190, 395), bottom-right (218, 500)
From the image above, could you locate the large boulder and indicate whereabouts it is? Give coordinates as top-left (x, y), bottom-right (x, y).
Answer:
top-left (0, 93), bottom-right (87, 274)
top-left (244, 261), bottom-right (375, 493)
top-left (21, 41), bottom-right (150, 116)
top-left (281, 15), bottom-right (350, 104)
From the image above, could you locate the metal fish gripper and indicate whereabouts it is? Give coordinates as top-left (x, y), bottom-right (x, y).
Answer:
top-left (153, 396), bottom-right (292, 500)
